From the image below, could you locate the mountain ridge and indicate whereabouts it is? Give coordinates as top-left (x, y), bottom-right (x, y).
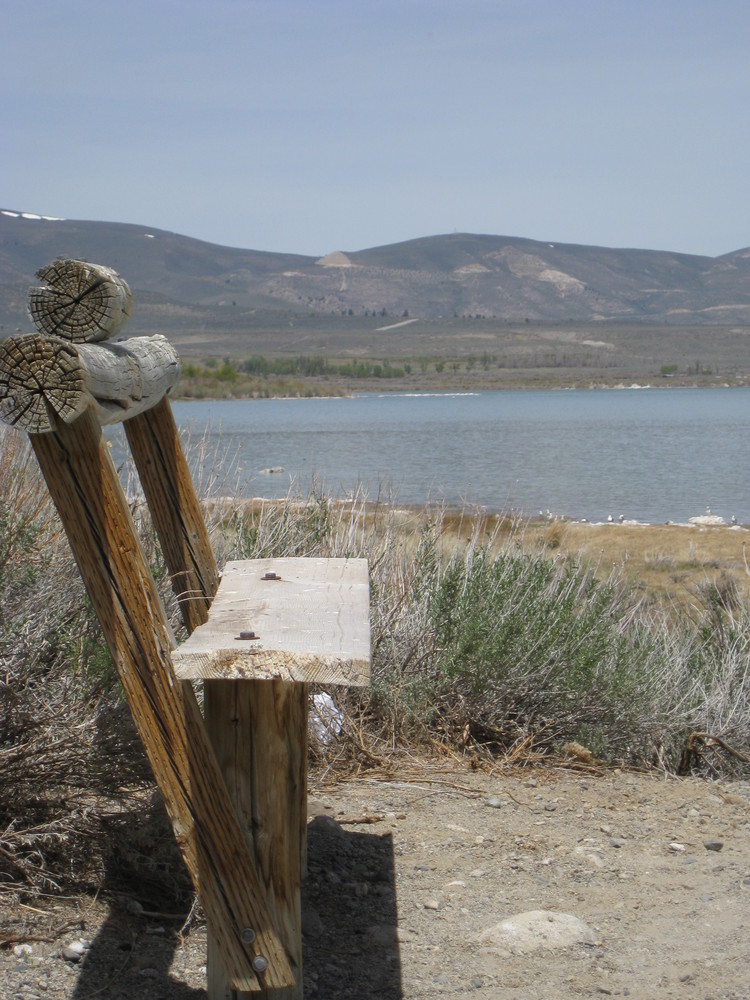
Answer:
top-left (1, 211), bottom-right (749, 343)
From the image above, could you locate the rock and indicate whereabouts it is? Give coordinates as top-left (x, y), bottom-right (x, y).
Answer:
top-left (668, 842), bottom-right (686, 853)
top-left (704, 840), bottom-right (724, 852)
top-left (424, 898), bottom-right (441, 910)
top-left (307, 814), bottom-right (345, 837)
top-left (610, 838), bottom-right (627, 849)
top-left (13, 943), bottom-right (33, 958)
top-left (477, 910), bottom-right (597, 957)
top-left (485, 796), bottom-right (503, 809)
top-left (61, 939), bottom-right (90, 963)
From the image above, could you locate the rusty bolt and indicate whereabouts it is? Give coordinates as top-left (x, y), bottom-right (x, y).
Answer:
top-left (237, 630), bottom-right (258, 640)
top-left (262, 571), bottom-right (280, 581)
top-left (240, 927), bottom-right (256, 944)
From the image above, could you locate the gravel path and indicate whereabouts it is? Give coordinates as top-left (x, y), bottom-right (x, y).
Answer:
top-left (2, 764), bottom-right (749, 999)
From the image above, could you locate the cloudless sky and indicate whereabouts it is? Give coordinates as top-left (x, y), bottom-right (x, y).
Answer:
top-left (3, 1), bottom-right (749, 257)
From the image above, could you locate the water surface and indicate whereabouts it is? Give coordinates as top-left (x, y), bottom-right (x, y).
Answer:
top-left (151, 388), bottom-right (750, 523)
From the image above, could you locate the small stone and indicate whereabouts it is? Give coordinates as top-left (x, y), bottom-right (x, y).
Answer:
top-left (62, 940), bottom-right (87, 963)
top-left (124, 898), bottom-right (144, 915)
top-left (485, 796), bottom-right (503, 809)
top-left (610, 838), bottom-right (627, 849)
top-left (544, 802), bottom-right (557, 812)
top-left (478, 909), bottom-right (597, 956)
top-left (704, 840), bottom-right (724, 852)
top-left (308, 815), bottom-right (345, 837)
top-left (669, 842), bottom-right (686, 852)
top-left (13, 943), bottom-right (33, 958)
top-left (424, 898), bottom-right (441, 910)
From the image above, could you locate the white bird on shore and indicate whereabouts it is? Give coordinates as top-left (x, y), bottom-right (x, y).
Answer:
top-left (618, 514), bottom-right (625, 523)
top-left (607, 514), bottom-right (613, 523)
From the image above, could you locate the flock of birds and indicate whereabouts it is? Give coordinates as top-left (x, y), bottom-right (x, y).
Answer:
top-left (539, 506), bottom-right (739, 526)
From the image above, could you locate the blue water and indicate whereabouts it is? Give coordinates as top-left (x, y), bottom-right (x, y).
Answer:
top-left (126, 387), bottom-right (750, 524)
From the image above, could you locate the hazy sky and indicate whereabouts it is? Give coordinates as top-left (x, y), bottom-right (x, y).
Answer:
top-left (4, 1), bottom-right (749, 257)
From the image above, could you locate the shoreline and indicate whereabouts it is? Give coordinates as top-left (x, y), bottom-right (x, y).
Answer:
top-left (173, 379), bottom-right (748, 403)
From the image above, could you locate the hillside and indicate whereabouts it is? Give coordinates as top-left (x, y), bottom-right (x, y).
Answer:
top-left (1, 210), bottom-right (750, 373)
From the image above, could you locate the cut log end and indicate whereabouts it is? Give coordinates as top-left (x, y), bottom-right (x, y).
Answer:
top-left (0, 335), bottom-right (86, 434)
top-left (29, 258), bottom-right (132, 343)
top-left (0, 333), bottom-right (181, 434)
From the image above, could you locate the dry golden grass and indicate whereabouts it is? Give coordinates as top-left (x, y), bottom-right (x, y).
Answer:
top-left (533, 519), bottom-right (750, 611)
top-left (392, 505), bottom-right (750, 614)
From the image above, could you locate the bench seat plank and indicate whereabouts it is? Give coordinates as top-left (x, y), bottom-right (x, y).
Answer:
top-left (173, 557), bottom-right (371, 686)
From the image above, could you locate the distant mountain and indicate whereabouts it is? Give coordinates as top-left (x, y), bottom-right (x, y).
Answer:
top-left (1, 210), bottom-right (749, 343)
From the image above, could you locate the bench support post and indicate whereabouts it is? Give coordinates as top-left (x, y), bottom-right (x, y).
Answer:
top-left (205, 680), bottom-right (307, 999)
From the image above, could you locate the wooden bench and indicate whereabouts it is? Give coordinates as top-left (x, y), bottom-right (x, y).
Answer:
top-left (0, 259), bottom-right (371, 998)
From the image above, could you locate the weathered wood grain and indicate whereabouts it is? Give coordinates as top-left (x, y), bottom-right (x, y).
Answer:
top-left (124, 396), bottom-right (219, 633)
top-left (29, 408), bottom-right (293, 992)
top-left (0, 333), bottom-right (181, 433)
top-left (205, 680), bottom-right (307, 1000)
top-left (29, 258), bottom-right (132, 342)
top-left (172, 558), bottom-right (371, 686)
top-left (124, 398), bottom-right (310, 996)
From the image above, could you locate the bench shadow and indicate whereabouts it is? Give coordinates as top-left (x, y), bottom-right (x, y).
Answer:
top-left (70, 808), bottom-right (403, 998)
top-left (303, 816), bottom-right (403, 999)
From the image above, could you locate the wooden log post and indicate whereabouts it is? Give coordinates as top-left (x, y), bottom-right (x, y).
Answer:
top-left (124, 396), bottom-right (220, 633)
top-left (124, 400), bottom-right (309, 999)
top-left (203, 680), bottom-right (307, 1000)
top-left (27, 408), bottom-right (293, 991)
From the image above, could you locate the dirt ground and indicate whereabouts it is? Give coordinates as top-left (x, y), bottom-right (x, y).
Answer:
top-left (2, 762), bottom-right (749, 1000)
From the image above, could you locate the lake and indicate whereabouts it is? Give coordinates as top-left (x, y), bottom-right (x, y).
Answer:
top-left (129, 387), bottom-right (750, 524)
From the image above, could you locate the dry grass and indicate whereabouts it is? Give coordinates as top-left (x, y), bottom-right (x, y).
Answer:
top-left (519, 518), bottom-right (750, 614)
